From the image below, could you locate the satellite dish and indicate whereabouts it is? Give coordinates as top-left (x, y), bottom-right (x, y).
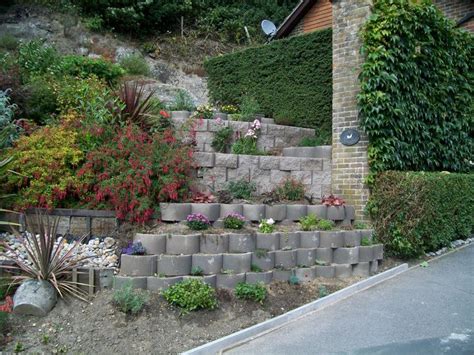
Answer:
top-left (261, 20), bottom-right (277, 36)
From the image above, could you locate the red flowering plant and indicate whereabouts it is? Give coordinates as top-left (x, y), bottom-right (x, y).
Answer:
top-left (78, 123), bottom-right (195, 223)
top-left (321, 194), bottom-right (345, 206)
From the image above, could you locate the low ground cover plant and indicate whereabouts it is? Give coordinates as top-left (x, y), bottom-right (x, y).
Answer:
top-left (113, 282), bottom-right (148, 314)
top-left (162, 279), bottom-right (218, 314)
top-left (119, 54), bottom-right (150, 77)
top-left (223, 212), bottom-right (246, 229)
top-left (122, 242), bottom-right (146, 255)
top-left (234, 282), bottom-right (266, 304)
top-left (316, 219), bottom-right (334, 231)
top-left (299, 214), bottom-right (319, 231)
top-left (274, 178), bottom-right (305, 201)
top-left (258, 218), bottom-right (275, 233)
top-left (228, 179), bottom-right (256, 200)
top-left (186, 213), bottom-right (211, 230)
top-left (211, 125), bottom-right (233, 153)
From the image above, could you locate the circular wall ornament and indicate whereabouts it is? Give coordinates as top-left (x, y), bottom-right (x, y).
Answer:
top-left (340, 128), bottom-right (360, 146)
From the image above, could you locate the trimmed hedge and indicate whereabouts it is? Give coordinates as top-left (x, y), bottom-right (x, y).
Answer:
top-left (359, 0), bottom-right (473, 175)
top-left (205, 29), bottom-right (332, 142)
top-left (367, 171), bottom-right (474, 259)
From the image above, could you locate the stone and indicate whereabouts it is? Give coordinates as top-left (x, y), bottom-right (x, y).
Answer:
top-left (157, 255), bottom-right (192, 276)
top-left (259, 156), bottom-right (280, 170)
top-left (344, 205), bottom-right (356, 220)
top-left (270, 170), bottom-right (290, 184)
top-left (191, 203), bottom-right (221, 221)
top-left (243, 204), bottom-right (266, 221)
top-left (314, 265), bottom-right (335, 278)
top-left (256, 232), bottom-right (280, 251)
top-left (358, 245), bottom-right (374, 262)
top-left (166, 234), bottom-right (200, 255)
top-left (333, 247), bottom-right (359, 264)
top-left (113, 276), bottom-right (147, 290)
top-left (215, 153), bottom-right (238, 168)
top-left (223, 253), bottom-right (252, 273)
top-left (296, 248), bottom-right (317, 267)
top-left (278, 157), bottom-right (301, 171)
top-left (343, 231), bottom-right (361, 247)
top-left (192, 254), bottom-right (223, 275)
top-left (160, 203), bottom-right (191, 222)
top-left (335, 264), bottom-right (352, 278)
top-left (216, 273), bottom-right (245, 289)
top-left (147, 276), bottom-right (182, 291)
top-left (286, 205), bottom-right (308, 221)
top-left (294, 267), bottom-right (316, 282)
top-left (193, 152), bottom-right (215, 168)
top-left (120, 255), bottom-right (157, 277)
top-left (272, 269), bottom-right (292, 281)
top-left (319, 231), bottom-right (344, 248)
top-left (228, 233), bottom-right (255, 253)
top-left (251, 251), bottom-right (275, 271)
top-left (200, 234), bottom-right (229, 254)
top-left (300, 231), bottom-right (320, 248)
top-left (265, 205), bottom-right (287, 221)
top-left (307, 205), bottom-right (327, 219)
top-left (13, 280), bottom-right (57, 317)
top-left (274, 250), bottom-right (297, 269)
top-left (327, 206), bottom-right (345, 221)
top-left (370, 260), bottom-right (378, 275)
top-left (245, 271), bottom-right (273, 285)
top-left (373, 244), bottom-right (384, 260)
top-left (183, 275), bottom-right (217, 288)
top-left (219, 204), bottom-right (244, 218)
top-left (353, 262), bottom-right (370, 277)
top-left (279, 232), bottom-right (300, 250)
top-left (315, 248), bottom-right (333, 264)
top-left (133, 233), bottom-right (166, 255)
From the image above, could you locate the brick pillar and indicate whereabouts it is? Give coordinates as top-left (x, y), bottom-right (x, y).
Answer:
top-left (331, 0), bottom-right (372, 220)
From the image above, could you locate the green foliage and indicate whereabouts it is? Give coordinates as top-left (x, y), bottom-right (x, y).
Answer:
top-left (231, 137), bottom-right (263, 155)
top-left (250, 264), bottom-right (262, 272)
top-left (211, 126), bottom-right (233, 153)
top-left (14, 341), bottom-right (24, 353)
top-left (168, 90), bottom-right (195, 112)
top-left (113, 282), bottom-right (148, 314)
top-left (190, 266), bottom-right (203, 276)
top-left (205, 29), bottom-right (332, 141)
top-left (0, 34), bottom-right (19, 51)
top-left (18, 40), bottom-right (60, 81)
top-left (354, 221), bottom-right (368, 230)
top-left (368, 171), bottom-right (474, 259)
top-left (0, 89), bottom-right (17, 147)
top-left (22, 77), bottom-right (58, 125)
top-left (239, 96), bottom-right (261, 121)
top-left (316, 219), bottom-right (334, 231)
top-left (162, 279), bottom-right (218, 314)
top-left (82, 15), bottom-right (104, 32)
top-left (298, 136), bottom-right (328, 147)
top-left (228, 179), bottom-right (256, 200)
top-left (318, 285), bottom-right (328, 298)
top-left (274, 178), bottom-right (305, 201)
top-left (2, 125), bottom-right (85, 209)
top-left (359, 0), bottom-right (473, 175)
top-left (59, 55), bottom-right (124, 83)
top-left (299, 214), bottom-right (320, 231)
top-left (119, 54), bottom-right (150, 77)
top-left (258, 219), bottom-right (275, 234)
top-left (234, 282), bottom-right (266, 304)
top-left (0, 311), bottom-right (9, 335)
top-left (288, 275), bottom-right (299, 285)
top-left (361, 237), bottom-right (373, 246)
top-left (223, 213), bottom-right (246, 230)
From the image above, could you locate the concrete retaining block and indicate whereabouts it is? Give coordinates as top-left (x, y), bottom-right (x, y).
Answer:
top-left (373, 244), bottom-right (384, 260)
top-left (272, 269), bottom-right (292, 281)
top-left (166, 233), bottom-right (200, 255)
top-left (265, 205), bottom-right (286, 221)
top-left (200, 234), bottom-right (229, 254)
top-left (307, 205), bottom-right (327, 219)
top-left (192, 254), bottom-right (223, 275)
top-left (314, 265), bottom-right (335, 278)
top-left (171, 111), bottom-right (191, 120)
top-left (295, 267), bottom-right (316, 282)
top-left (245, 271), bottom-right (273, 285)
top-left (113, 276), bottom-right (147, 290)
top-left (359, 229), bottom-right (374, 242)
top-left (296, 248), bottom-right (317, 267)
top-left (335, 264), bottom-right (352, 278)
top-left (353, 262), bottom-right (370, 276)
top-left (120, 255), bottom-right (157, 276)
top-left (344, 205), bottom-right (356, 220)
top-left (157, 255), bottom-right (192, 276)
top-left (315, 248), bottom-right (333, 264)
top-left (333, 247), bottom-right (359, 265)
top-left (274, 250), bottom-right (297, 269)
top-left (147, 276), bottom-right (182, 291)
top-left (326, 206), bottom-right (345, 221)
top-left (299, 231), bottom-right (320, 248)
top-left (223, 253), bottom-right (252, 273)
top-left (220, 204), bottom-right (243, 218)
top-left (319, 231), bottom-right (344, 248)
top-left (343, 231), bottom-right (361, 247)
top-left (370, 260), bottom-right (379, 275)
top-left (286, 205), bottom-right (307, 221)
top-left (160, 203), bottom-right (191, 221)
top-left (256, 232), bottom-right (280, 251)
top-left (191, 203), bottom-right (221, 221)
top-left (183, 275), bottom-right (217, 288)
top-left (279, 232), bottom-right (300, 250)
top-left (359, 245), bottom-right (374, 262)
top-left (243, 204), bottom-right (266, 221)
top-left (228, 233), bottom-right (255, 253)
top-left (133, 233), bottom-right (166, 255)
top-left (216, 273), bottom-right (245, 289)
top-left (251, 251), bottom-right (275, 271)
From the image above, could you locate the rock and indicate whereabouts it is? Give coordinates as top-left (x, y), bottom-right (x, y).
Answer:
top-left (13, 280), bottom-right (58, 316)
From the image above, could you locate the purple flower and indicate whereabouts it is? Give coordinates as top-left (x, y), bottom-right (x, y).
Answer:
top-left (224, 212), bottom-right (245, 221)
top-left (186, 213), bottom-right (211, 225)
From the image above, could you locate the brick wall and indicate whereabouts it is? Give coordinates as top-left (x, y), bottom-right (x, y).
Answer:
top-left (433, 0), bottom-right (473, 24)
top-left (194, 152), bottom-right (332, 200)
top-left (331, 0), bottom-right (372, 221)
top-left (303, 0), bottom-right (333, 32)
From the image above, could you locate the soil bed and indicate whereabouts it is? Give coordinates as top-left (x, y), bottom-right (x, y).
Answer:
top-left (4, 277), bottom-right (364, 353)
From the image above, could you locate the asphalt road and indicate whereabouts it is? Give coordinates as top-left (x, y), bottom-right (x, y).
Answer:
top-left (226, 245), bottom-right (474, 355)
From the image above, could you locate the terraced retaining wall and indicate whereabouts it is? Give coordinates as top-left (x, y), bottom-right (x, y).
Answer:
top-left (173, 118), bottom-right (316, 153)
top-left (114, 229), bottom-right (383, 290)
top-left (194, 152), bottom-right (332, 197)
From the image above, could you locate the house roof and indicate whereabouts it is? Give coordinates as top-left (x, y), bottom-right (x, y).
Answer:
top-left (457, 11), bottom-right (474, 27)
top-left (274, 0), bottom-right (319, 39)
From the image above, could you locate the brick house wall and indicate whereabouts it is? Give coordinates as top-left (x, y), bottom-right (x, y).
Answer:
top-left (331, 0), bottom-right (372, 221)
top-left (433, 0), bottom-right (473, 22)
top-left (303, 0), bottom-right (333, 32)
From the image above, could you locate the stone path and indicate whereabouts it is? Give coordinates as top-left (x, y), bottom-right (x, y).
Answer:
top-left (226, 244), bottom-right (474, 354)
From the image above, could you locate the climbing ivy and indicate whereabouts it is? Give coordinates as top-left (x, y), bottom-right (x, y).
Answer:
top-left (358, 0), bottom-right (473, 175)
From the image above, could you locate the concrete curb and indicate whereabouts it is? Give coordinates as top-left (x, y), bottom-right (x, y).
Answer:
top-left (182, 263), bottom-right (409, 355)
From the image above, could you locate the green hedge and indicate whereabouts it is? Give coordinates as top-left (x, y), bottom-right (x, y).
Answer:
top-left (205, 29), bottom-right (332, 142)
top-left (368, 171), bottom-right (474, 259)
top-left (359, 0), bottom-right (473, 175)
